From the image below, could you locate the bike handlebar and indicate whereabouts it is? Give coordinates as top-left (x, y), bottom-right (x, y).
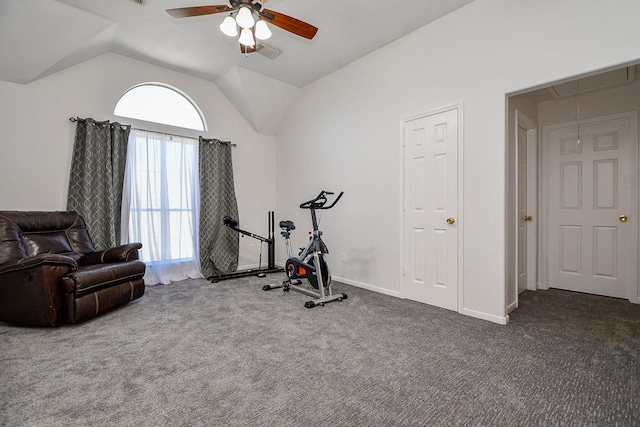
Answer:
top-left (299, 190), bottom-right (344, 210)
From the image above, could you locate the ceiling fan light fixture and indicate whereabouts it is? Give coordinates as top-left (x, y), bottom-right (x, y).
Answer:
top-left (238, 28), bottom-right (255, 47)
top-left (167, 3), bottom-right (318, 55)
top-left (219, 15), bottom-right (238, 37)
top-left (254, 19), bottom-right (271, 40)
top-left (236, 6), bottom-right (254, 29)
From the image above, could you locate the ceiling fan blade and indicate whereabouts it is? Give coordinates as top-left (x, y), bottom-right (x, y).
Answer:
top-left (167, 5), bottom-right (234, 18)
top-left (260, 9), bottom-right (318, 40)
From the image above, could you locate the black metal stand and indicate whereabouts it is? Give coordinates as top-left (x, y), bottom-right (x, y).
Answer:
top-left (209, 211), bottom-right (282, 283)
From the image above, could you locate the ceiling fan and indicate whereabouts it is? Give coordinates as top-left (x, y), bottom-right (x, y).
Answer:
top-left (166, 0), bottom-right (318, 54)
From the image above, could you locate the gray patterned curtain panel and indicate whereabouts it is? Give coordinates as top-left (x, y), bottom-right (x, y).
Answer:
top-left (198, 137), bottom-right (239, 278)
top-left (67, 118), bottom-right (130, 250)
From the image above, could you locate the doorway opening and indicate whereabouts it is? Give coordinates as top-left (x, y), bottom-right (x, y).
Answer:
top-left (507, 64), bottom-right (640, 313)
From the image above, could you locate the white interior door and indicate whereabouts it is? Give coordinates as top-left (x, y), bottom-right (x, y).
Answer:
top-left (402, 107), bottom-right (459, 311)
top-left (517, 121), bottom-right (530, 295)
top-left (545, 113), bottom-right (637, 299)
top-left (515, 111), bottom-right (538, 300)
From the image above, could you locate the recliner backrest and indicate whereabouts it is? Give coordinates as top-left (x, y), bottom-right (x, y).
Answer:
top-left (0, 211), bottom-right (96, 265)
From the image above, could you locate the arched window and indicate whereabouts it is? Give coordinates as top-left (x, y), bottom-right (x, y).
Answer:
top-left (117, 82), bottom-right (207, 285)
top-left (114, 82), bottom-right (207, 131)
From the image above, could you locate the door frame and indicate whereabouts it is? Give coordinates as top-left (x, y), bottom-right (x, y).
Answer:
top-left (399, 103), bottom-right (464, 312)
top-left (514, 110), bottom-right (538, 301)
top-left (540, 111), bottom-right (639, 303)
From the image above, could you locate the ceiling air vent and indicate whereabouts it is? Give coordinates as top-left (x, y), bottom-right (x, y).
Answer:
top-left (130, 0), bottom-right (145, 4)
top-left (256, 44), bottom-right (281, 60)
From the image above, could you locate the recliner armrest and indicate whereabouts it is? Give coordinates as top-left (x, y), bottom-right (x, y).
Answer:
top-left (80, 243), bottom-right (143, 265)
top-left (0, 253), bottom-right (78, 275)
top-left (0, 254), bottom-right (77, 326)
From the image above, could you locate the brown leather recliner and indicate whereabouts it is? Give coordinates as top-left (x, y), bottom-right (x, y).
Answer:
top-left (0, 211), bottom-right (145, 326)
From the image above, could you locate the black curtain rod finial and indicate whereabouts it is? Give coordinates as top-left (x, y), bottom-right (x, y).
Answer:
top-left (70, 116), bottom-right (129, 131)
top-left (200, 137), bottom-right (237, 147)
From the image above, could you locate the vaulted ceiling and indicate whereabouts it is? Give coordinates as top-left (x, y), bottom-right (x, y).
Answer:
top-left (0, 0), bottom-right (476, 134)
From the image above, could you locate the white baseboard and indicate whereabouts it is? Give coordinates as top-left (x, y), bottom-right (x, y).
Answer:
top-left (461, 307), bottom-right (509, 324)
top-left (338, 276), bottom-right (508, 325)
top-left (235, 263), bottom-right (262, 271)
top-left (332, 275), bottom-right (401, 298)
top-left (275, 268), bottom-right (509, 325)
top-left (236, 263), bottom-right (284, 272)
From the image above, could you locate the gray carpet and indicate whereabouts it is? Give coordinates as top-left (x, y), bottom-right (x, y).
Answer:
top-left (1, 275), bottom-right (639, 426)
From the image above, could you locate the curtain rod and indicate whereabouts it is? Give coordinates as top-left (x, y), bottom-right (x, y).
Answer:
top-left (132, 127), bottom-right (237, 147)
top-left (200, 137), bottom-right (237, 147)
top-left (69, 116), bottom-right (129, 131)
top-left (69, 117), bottom-right (236, 147)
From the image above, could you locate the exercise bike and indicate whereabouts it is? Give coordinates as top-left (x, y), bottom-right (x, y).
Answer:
top-left (262, 190), bottom-right (347, 308)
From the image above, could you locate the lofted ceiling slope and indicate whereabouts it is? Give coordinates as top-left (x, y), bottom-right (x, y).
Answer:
top-left (0, 0), bottom-right (476, 134)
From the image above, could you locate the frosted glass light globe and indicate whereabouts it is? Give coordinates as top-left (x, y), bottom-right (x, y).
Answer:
top-left (236, 6), bottom-right (255, 29)
top-left (254, 19), bottom-right (272, 40)
top-left (238, 28), bottom-right (255, 47)
top-left (219, 16), bottom-right (238, 37)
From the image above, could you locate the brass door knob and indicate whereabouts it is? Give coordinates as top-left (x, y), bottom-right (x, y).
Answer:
top-left (446, 217), bottom-right (455, 225)
top-left (524, 215), bottom-right (533, 221)
top-left (619, 214), bottom-right (628, 222)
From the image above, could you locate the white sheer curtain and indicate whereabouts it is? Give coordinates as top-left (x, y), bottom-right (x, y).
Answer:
top-left (121, 129), bottom-right (202, 285)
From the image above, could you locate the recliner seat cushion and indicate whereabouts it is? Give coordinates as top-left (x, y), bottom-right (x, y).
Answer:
top-left (61, 260), bottom-right (146, 297)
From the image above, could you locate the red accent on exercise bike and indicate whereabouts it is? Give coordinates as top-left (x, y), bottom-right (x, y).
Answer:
top-left (286, 258), bottom-right (313, 280)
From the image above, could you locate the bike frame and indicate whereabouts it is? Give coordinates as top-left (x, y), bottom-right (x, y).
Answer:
top-left (263, 191), bottom-right (346, 308)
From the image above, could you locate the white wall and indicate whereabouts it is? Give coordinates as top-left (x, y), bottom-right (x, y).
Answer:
top-left (276, 0), bottom-right (640, 323)
top-left (0, 53), bottom-right (276, 269)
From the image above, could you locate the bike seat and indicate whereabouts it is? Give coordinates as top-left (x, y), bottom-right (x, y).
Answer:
top-left (279, 220), bottom-right (295, 231)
